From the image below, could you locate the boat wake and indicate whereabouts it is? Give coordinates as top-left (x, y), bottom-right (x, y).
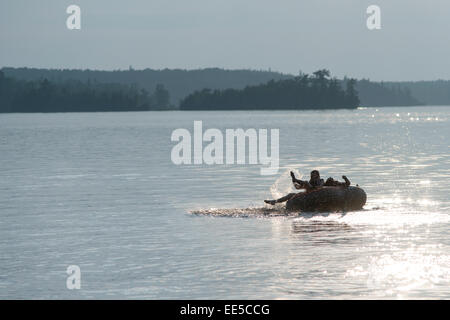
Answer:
top-left (189, 205), bottom-right (449, 229)
top-left (189, 205), bottom-right (381, 218)
top-left (188, 168), bottom-right (449, 227)
top-left (190, 206), bottom-right (293, 218)
top-left (189, 168), bottom-right (376, 219)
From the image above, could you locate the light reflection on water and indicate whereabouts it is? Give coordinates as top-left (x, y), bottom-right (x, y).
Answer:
top-left (193, 200), bottom-right (450, 299)
top-left (0, 106), bottom-right (449, 299)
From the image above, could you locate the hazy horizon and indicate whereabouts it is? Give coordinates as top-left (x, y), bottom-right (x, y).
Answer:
top-left (1, 0), bottom-right (450, 82)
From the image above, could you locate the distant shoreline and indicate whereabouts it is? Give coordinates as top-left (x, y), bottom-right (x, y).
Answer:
top-left (2, 105), bottom-right (448, 115)
top-left (5, 67), bottom-right (449, 108)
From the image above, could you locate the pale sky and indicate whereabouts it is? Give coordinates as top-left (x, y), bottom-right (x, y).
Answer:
top-left (1, 0), bottom-right (449, 81)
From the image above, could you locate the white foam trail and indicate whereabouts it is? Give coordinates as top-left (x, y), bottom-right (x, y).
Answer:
top-left (190, 207), bottom-right (293, 218)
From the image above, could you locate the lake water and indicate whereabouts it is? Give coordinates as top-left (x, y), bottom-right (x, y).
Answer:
top-left (0, 106), bottom-right (449, 299)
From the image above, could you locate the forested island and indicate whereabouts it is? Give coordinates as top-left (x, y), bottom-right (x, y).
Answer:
top-left (2, 67), bottom-right (429, 108)
top-left (180, 70), bottom-right (359, 110)
top-left (0, 67), bottom-right (444, 113)
top-left (0, 71), bottom-right (170, 112)
top-left (2, 67), bottom-right (289, 106)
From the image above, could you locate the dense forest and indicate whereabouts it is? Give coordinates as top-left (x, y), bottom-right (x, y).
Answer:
top-left (356, 79), bottom-right (421, 107)
top-left (2, 67), bottom-right (427, 107)
top-left (2, 67), bottom-right (290, 105)
top-left (383, 80), bottom-right (450, 106)
top-left (0, 71), bottom-right (171, 113)
top-left (180, 70), bottom-right (359, 110)
top-left (2, 67), bottom-right (428, 107)
top-left (2, 67), bottom-right (446, 112)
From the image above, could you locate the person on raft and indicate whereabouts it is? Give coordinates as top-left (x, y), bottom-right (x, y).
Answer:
top-left (264, 170), bottom-right (351, 205)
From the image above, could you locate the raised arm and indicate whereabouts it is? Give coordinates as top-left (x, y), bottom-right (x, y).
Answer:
top-left (290, 171), bottom-right (300, 184)
top-left (342, 175), bottom-right (351, 187)
top-left (290, 171), bottom-right (313, 191)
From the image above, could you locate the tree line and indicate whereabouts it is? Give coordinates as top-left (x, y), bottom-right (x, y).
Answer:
top-left (356, 79), bottom-right (421, 107)
top-left (0, 71), bottom-right (171, 113)
top-left (2, 67), bottom-right (291, 106)
top-left (3, 67), bottom-right (424, 107)
top-left (180, 70), bottom-right (360, 110)
top-left (382, 80), bottom-right (449, 106)
top-left (1, 68), bottom-right (428, 113)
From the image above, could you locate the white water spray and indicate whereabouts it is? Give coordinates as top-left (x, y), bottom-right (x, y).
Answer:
top-left (270, 168), bottom-right (303, 200)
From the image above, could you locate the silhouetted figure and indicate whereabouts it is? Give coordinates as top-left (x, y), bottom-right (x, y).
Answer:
top-left (290, 170), bottom-right (325, 191)
top-left (324, 176), bottom-right (350, 187)
top-left (264, 170), bottom-right (351, 205)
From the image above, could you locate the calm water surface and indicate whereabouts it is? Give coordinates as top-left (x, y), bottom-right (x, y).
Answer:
top-left (0, 106), bottom-right (449, 299)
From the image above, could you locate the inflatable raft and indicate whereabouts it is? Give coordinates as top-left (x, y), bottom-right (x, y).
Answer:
top-left (286, 186), bottom-right (367, 212)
